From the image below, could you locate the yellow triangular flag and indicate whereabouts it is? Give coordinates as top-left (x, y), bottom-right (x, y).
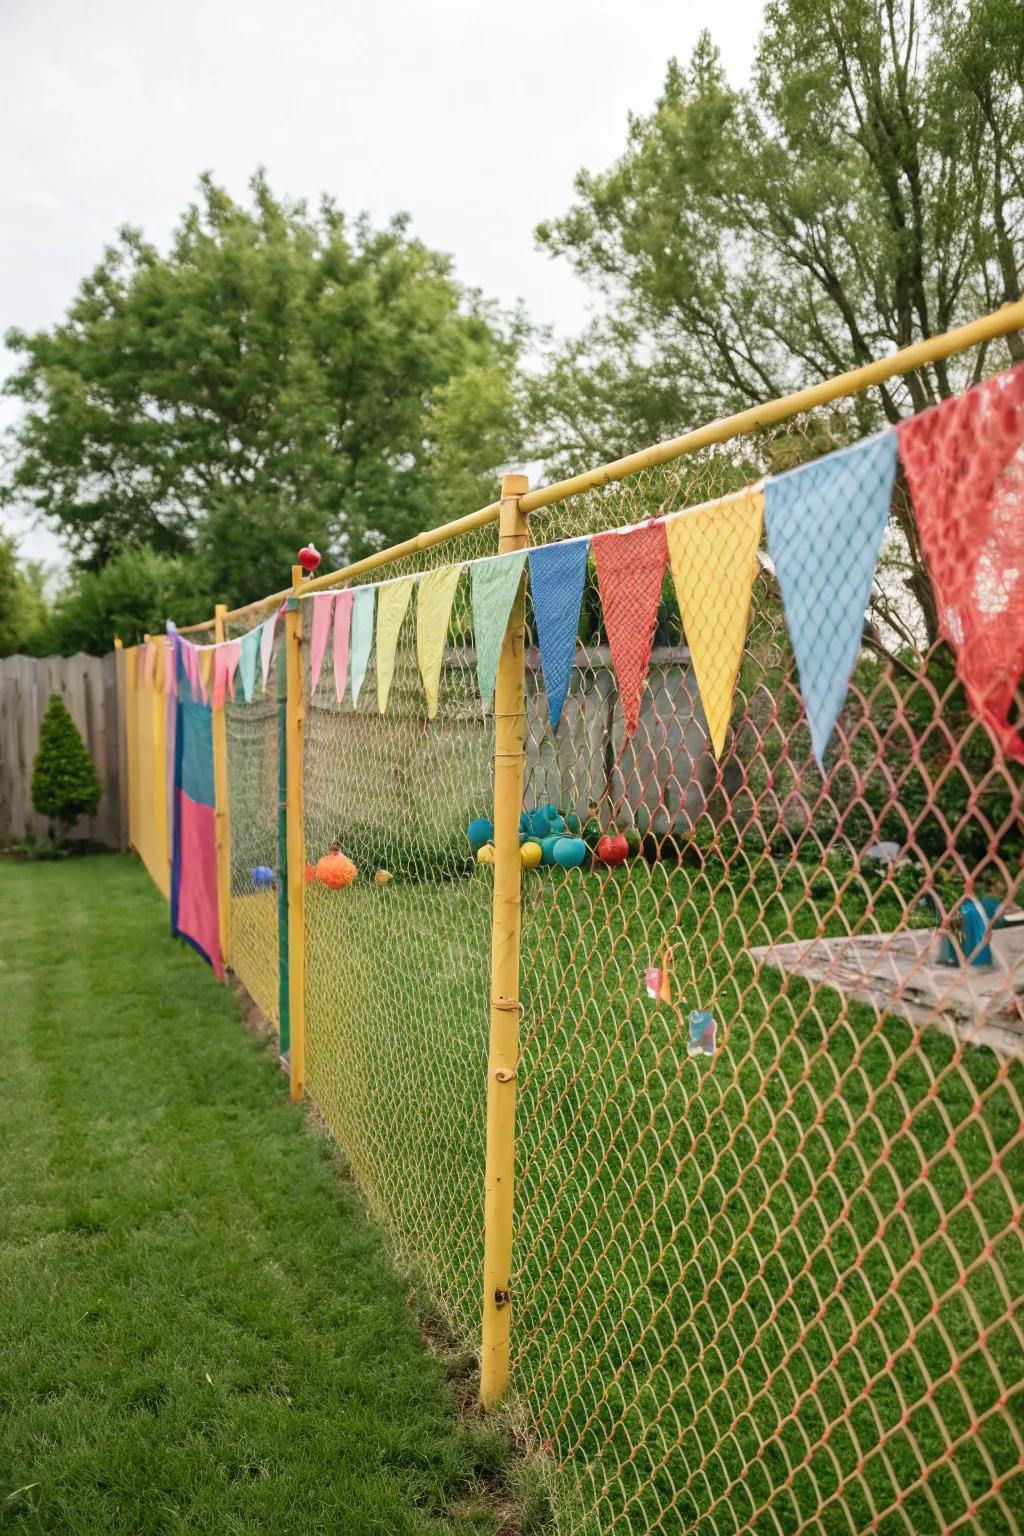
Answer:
top-left (198, 645), bottom-right (214, 704)
top-left (416, 565), bottom-right (463, 719)
top-left (376, 577), bottom-right (416, 713)
top-left (666, 487), bottom-right (764, 758)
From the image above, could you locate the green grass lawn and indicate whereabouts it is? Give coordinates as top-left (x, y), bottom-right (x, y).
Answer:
top-left (299, 847), bottom-right (1024, 1536)
top-left (0, 855), bottom-right (537, 1536)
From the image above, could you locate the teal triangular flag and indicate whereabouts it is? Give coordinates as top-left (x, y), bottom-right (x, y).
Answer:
top-left (350, 586), bottom-right (376, 707)
top-left (471, 550), bottom-right (528, 707)
top-left (239, 624), bottom-right (261, 703)
top-left (765, 430), bottom-right (898, 770)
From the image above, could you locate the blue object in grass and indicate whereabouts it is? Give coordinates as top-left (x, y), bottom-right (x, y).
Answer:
top-left (467, 817), bottom-right (494, 851)
top-left (539, 835), bottom-right (562, 866)
top-left (251, 865), bottom-right (276, 888)
top-left (552, 837), bottom-right (587, 869)
top-left (688, 1010), bottom-right (716, 1058)
top-left (530, 809), bottom-right (552, 838)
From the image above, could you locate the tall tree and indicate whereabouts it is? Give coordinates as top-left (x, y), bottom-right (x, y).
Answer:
top-left (0, 534), bottom-right (48, 657)
top-left (535, 0), bottom-right (1024, 644)
top-left (3, 174), bottom-right (524, 609)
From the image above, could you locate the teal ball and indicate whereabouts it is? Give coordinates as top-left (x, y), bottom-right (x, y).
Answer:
top-left (542, 803), bottom-right (558, 819)
top-left (519, 812), bottom-right (531, 836)
top-left (468, 817), bottom-right (494, 851)
top-left (545, 813), bottom-right (566, 836)
top-left (565, 812), bottom-right (581, 834)
top-left (539, 835), bottom-right (562, 866)
top-left (530, 809), bottom-right (552, 837)
top-left (553, 837), bottom-right (587, 869)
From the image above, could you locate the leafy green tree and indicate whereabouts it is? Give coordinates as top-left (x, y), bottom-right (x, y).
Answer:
top-left (3, 174), bottom-right (524, 608)
top-left (0, 533), bottom-right (48, 656)
top-left (43, 545), bottom-right (210, 656)
top-left (31, 693), bottom-right (101, 842)
top-left (535, 0), bottom-right (1024, 643)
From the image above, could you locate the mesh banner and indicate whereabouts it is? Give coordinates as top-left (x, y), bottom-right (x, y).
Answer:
top-left (225, 619), bottom-right (283, 1031)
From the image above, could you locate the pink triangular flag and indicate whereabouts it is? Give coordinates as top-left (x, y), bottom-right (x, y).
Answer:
top-left (593, 520), bottom-right (669, 736)
top-left (213, 639), bottom-right (242, 710)
top-left (333, 590), bottom-right (353, 703)
top-left (310, 593), bottom-right (335, 695)
top-left (260, 609), bottom-right (279, 691)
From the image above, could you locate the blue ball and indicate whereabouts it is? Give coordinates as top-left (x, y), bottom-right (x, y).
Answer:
top-left (545, 813), bottom-right (566, 836)
top-left (539, 835), bottom-right (562, 866)
top-left (251, 865), bottom-right (275, 888)
top-left (468, 817), bottom-right (494, 851)
top-left (542, 803), bottom-right (559, 820)
top-left (530, 809), bottom-right (552, 837)
top-left (519, 812), bottom-right (531, 835)
top-left (552, 837), bottom-right (587, 869)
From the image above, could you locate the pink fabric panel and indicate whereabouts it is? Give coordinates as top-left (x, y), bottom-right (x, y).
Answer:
top-left (176, 792), bottom-right (223, 979)
top-left (310, 593), bottom-right (334, 694)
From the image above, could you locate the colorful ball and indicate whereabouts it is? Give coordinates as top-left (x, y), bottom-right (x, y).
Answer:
top-left (304, 862), bottom-right (317, 884)
top-left (477, 843), bottom-right (495, 865)
top-left (251, 865), bottom-right (275, 888)
top-left (317, 849), bottom-right (357, 889)
top-left (374, 869), bottom-right (393, 887)
top-left (539, 835), bottom-right (562, 866)
top-left (530, 809), bottom-right (552, 838)
top-left (468, 817), bottom-right (494, 851)
top-left (519, 812), bottom-right (531, 836)
top-left (520, 840), bottom-right (543, 870)
top-left (565, 812), bottom-right (581, 835)
top-left (552, 837), bottom-right (587, 869)
top-left (542, 803), bottom-right (558, 820)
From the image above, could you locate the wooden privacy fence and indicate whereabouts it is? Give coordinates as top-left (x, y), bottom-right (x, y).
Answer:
top-left (0, 651), bottom-right (127, 849)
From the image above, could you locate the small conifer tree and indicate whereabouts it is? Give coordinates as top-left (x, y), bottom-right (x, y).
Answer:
top-left (30, 693), bottom-right (101, 844)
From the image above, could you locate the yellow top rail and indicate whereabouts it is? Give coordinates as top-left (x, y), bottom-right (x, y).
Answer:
top-left (174, 298), bottom-right (1024, 637)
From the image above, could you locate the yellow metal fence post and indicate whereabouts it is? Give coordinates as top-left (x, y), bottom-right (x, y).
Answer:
top-left (480, 471), bottom-right (530, 1410)
top-left (285, 567), bottom-right (306, 1101)
top-left (212, 603), bottom-right (232, 972)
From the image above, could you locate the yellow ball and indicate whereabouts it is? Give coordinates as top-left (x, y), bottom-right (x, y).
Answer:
top-left (476, 843), bottom-right (495, 865)
top-left (374, 869), bottom-right (392, 886)
top-left (520, 840), bottom-right (542, 870)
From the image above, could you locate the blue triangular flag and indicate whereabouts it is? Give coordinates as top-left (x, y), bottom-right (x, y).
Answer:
top-left (471, 550), bottom-right (528, 706)
top-left (349, 586), bottom-right (376, 707)
top-left (528, 537), bottom-right (589, 729)
top-left (239, 624), bottom-right (261, 703)
top-left (765, 430), bottom-right (898, 770)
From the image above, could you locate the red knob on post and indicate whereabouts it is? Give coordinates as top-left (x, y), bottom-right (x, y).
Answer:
top-left (298, 543), bottom-right (322, 576)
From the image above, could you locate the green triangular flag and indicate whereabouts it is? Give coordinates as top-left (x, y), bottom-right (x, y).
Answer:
top-left (239, 625), bottom-right (261, 703)
top-left (470, 550), bottom-right (527, 707)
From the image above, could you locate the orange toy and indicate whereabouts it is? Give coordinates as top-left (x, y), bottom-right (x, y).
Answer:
top-left (316, 843), bottom-right (357, 890)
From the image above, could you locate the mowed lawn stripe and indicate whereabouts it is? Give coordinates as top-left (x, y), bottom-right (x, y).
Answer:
top-left (0, 855), bottom-right (511, 1536)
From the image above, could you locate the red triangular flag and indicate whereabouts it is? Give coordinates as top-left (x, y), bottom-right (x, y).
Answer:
top-left (593, 520), bottom-right (669, 736)
top-left (899, 365), bottom-right (1024, 762)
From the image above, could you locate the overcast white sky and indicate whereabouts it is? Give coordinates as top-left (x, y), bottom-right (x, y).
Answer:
top-left (1, 0), bottom-right (764, 566)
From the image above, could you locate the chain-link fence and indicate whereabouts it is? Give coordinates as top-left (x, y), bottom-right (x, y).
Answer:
top-left (123, 323), bottom-right (1023, 1536)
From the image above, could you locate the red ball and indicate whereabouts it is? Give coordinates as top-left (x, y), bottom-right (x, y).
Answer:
top-left (595, 833), bottom-right (629, 866)
top-left (298, 543), bottom-right (322, 573)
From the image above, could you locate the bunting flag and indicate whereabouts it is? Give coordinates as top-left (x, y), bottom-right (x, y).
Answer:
top-left (376, 577), bottom-right (416, 713)
top-left (142, 640), bottom-right (157, 687)
top-left (198, 646), bottom-right (214, 705)
top-left (666, 489), bottom-right (764, 758)
top-left (416, 565), bottom-right (463, 719)
top-left (259, 608), bottom-right (279, 692)
top-left (593, 520), bottom-right (669, 737)
top-left (898, 365), bottom-right (1024, 762)
top-left (238, 625), bottom-right (261, 703)
top-left (212, 640), bottom-right (241, 711)
top-left (528, 538), bottom-right (589, 730)
top-left (765, 430), bottom-right (898, 769)
top-left (471, 550), bottom-right (528, 707)
top-left (333, 589), bottom-right (353, 704)
top-left (349, 586), bottom-right (376, 707)
top-left (310, 592), bottom-right (335, 695)
top-left (170, 636), bottom-right (223, 980)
